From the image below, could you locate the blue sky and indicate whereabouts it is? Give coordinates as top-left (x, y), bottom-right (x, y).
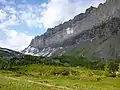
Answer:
top-left (0, 0), bottom-right (105, 51)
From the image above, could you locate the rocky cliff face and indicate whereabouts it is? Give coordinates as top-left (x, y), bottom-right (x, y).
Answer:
top-left (23, 0), bottom-right (120, 59)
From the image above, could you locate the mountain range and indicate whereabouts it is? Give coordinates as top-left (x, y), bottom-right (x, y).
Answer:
top-left (1, 0), bottom-right (120, 60)
top-left (22, 0), bottom-right (120, 60)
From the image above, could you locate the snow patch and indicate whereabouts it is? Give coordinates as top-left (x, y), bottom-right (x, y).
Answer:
top-left (24, 46), bottom-right (39, 55)
top-left (59, 47), bottom-right (63, 49)
top-left (24, 46), bottom-right (62, 57)
top-left (66, 27), bottom-right (73, 34)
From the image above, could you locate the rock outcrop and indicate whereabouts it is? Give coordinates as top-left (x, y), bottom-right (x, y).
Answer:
top-left (23, 0), bottom-right (120, 59)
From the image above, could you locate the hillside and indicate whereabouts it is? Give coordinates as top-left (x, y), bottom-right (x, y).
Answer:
top-left (0, 47), bottom-right (22, 60)
top-left (23, 0), bottom-right (120, 60)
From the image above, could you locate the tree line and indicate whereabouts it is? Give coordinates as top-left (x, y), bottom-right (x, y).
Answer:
top-left (0, 55), bottom-right (120, 77)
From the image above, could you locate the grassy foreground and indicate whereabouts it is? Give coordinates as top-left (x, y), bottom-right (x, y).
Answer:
top-left (0, 64), bottom-right (120, 90)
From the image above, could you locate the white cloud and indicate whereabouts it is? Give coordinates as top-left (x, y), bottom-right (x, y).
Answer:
top-left (1, 0), bottom-right (106, 29)
top-left (0, 14), bottom-right (17, 29)
top-left (0, 15), bottom-right (33, 51)
top-left (41, 0), bottom-right (105, 29)
top-left (0, 29), bottom-right (33, 51)
top-left (16, 4), bottom-right (43, 28)
top-left (1, 4), bottom-right (44, 28)
top-left (0, 4), bottom-right (42, 51)
top-left (0, 10), bottom-right (7, 20)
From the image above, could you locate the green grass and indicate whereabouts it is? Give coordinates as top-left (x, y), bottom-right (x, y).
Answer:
top-left (0, 64), bottom-right (120, 90)
top-left (0, 75), bottom-right (53, 90)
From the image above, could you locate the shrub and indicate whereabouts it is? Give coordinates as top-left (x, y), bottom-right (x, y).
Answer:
top-left (87, 71), bottom-right (94, 76)
top-left (104, 63), bottom-right (111, 77)
top-left (104, 62), bottom-right (117, 77)
top-left (116, 64), bottom-right (120, 77)
top-left (92, 70), bottom-right (104, 76)
top-left (116, 72), bottom-right (120, 77)
top-left (50, 67), bottom-right (70, 76)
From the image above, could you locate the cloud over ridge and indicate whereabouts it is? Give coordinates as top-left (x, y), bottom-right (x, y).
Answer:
top-left (0, 0), bottom-right (105, 51)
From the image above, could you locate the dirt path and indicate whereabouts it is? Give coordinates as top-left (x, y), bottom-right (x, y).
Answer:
top-left (1, 76), bottom-right (73, 90)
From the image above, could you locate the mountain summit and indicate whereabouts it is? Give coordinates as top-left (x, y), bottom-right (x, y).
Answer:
top-left (23, 0), bottom-right (120, 60)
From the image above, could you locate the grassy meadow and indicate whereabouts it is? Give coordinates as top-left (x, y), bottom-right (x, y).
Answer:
top-left (0, 64), bottom-right (120, 90)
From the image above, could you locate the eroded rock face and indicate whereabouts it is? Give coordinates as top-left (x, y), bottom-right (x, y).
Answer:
top-left (23, 0), bottom-right (120, 59)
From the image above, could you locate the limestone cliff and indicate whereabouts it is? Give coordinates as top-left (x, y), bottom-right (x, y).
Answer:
top-left (23, 0), bottom-right (120, 59)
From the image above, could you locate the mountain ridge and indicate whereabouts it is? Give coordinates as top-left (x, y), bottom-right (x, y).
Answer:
top-left (23, 0), bottom-right (120, 59)
top-left (0, 47), bottom-right (22, 60)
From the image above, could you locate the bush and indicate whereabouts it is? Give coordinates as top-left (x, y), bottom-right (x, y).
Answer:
top-left (104, 63), bottom-right (111, 76)
top-left (116, 72), bottom-right (120, 77)
top-left (50, 67), bottom-right (70, 76)
top-left (116, 64), bottom-right (120, 77)
top-left (87, 71), bottom-right (94, 76)
top-left (92, 70), bottom-right (104, 76)
top-left (104, 62), bottom-right (117, 77)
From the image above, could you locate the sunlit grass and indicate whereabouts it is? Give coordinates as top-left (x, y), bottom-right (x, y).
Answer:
top-left (0, 64), bottom-right (120, 90)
